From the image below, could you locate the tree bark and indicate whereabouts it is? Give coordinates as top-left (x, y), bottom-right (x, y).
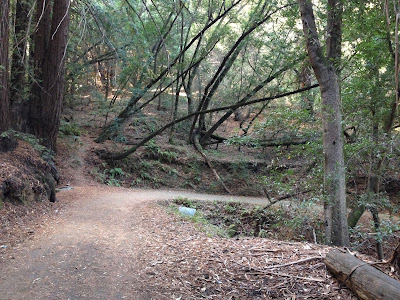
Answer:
top-left (10, 0), bottom-right (32, 132)
top-left (29, 0), bottom-right (51, 138)
top-left (193, 134), bottom-right (232, 194)
top-left (299, 0), bottom-right (349, 246)
top-left (299, 62), bottom-right (314, 115)
top-left (0, 0), bottom-right (11, 133)
top-left (325, 249), bottom-right (400, 300)
top-left (29, 0), bottom-right (70, 151)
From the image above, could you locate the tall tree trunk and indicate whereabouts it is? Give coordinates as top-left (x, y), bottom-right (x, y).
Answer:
top-left (29, 0), bottom-right (51, 137)
top-left (29, 0), bottom-right (70, 151)
top-left (299, 0), bottom-right (349, 246)
top-left (0, 0), bottom-right (11, 132)
top-left (10, 0), bottom-right (32, 131)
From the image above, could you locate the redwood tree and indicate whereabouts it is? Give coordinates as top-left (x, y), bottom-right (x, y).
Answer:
top-left (0, 0), bottom-right (11, 133)
top-left (298, 0), bottom-right (349, 246)
top-left (10, 0), bottom-right (32, 131)
top-left (29, 0), bottom-right (70, 151)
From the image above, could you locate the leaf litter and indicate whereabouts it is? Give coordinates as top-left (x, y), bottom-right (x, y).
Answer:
top-left (134, 202), bottom-right (357, 299)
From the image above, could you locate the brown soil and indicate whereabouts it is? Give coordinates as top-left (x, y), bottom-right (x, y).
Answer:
top-left (0, 139), bottom-right (54, 204)
top-left (0, 100), bottom-right (398, 299)
top-left (0, 186), bottom-right (356, 299)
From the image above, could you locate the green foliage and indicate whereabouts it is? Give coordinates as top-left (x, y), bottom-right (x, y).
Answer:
top-left (1, 130), bottom-right (52, 159)
top-left (224, 135), bottom-right (254, 147)
top-left (173, 196), bottom-right (198, 209)
top-left (375, 219), bottom-right (400, 243)
top-left (356, 192), bottom-right (391, 212)
top-left (165, 198), bottom-right (325, 243)
top-left (274, 203), bottom-right (323, 241)
top-left (143, 140), bottom-right (178, 163)
top-left (225, 107), bottom-right (317, 151)
top-left (225, 161), bottom-right (251, 184)
top-left (64, 0), bottom-right (399, 251)
top-left (93, 164), bottom-right (125, 186)
top-left (224, 203), bottom-right (239, 214)
top-left (350, 218), bottom-right (400, 249)
top-left (130, 114), bottom-right (159, 134)
top-left (168, 200), bottom-right (229, 238)
top-left (59, 121), bottom-right (82, 137)
top-left (262, 168), bottom-right (296, 196)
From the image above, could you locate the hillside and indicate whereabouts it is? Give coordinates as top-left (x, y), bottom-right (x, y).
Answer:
top-left (0, 100), bottom-right (399, 299)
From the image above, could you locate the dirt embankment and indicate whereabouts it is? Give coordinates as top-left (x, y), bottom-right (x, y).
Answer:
top-left (0, 136), bottom-right (57, 206)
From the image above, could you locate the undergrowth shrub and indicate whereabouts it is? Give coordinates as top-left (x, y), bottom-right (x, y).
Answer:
top-left (167, 198), bottom-right (325, 243)
top-left (143, 140), bottom-right (178, 163)
top-left (59, 120), bottom-right (82, 137)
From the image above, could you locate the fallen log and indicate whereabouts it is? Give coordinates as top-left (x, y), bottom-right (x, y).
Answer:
top-left (325, 249), bottom-right (400, 300)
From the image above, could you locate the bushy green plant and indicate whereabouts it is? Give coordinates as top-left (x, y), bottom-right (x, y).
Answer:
top-left (350, 218), bottom-right (400, 249)
top-left (59, 120), bottom-right (82, 137)
top-left (357, 192), bottom-right (391, 211)
top-left (143, 140), bottom-right (178, 163)
top-left (168, 202), bottom-right (228, 238)
top-left (262, 168), bottom-right (296, 196)
top-left (375, 219), bottom-right (400, 243)
top-left (224, 203), bottom-right (241, 213)
top-left (226, 107), bottom-right (317, 148)
top-left (102, 167), bottom-right (125, 186)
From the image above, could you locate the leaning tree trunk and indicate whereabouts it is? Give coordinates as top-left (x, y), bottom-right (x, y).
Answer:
top-left (0, 0), bottom-right (11, 133)
top-left (95, 2), bottom-right (241, 143)
top-left (200, 62), bottom-right (296, 145)
top-left (299, 0), bottom-right (349, 246)
top-left (29, 0), bottom-right (70, 151)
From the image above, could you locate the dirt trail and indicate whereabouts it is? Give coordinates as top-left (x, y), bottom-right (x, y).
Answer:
top-left (0, 186), bottom-right (272, 299)
top-left (0, 186), bottom-right (358, 299)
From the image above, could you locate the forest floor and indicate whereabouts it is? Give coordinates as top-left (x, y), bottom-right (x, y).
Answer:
top-left (0, 131), bottom-right (358, 299)
top-left (0, 185), bottom-right (357, 299)
top-left (0, 99), bottom-right (399, 299)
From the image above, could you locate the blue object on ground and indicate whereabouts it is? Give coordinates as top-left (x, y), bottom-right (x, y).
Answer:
top-left (179, 206), bottom-right (196, 217)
